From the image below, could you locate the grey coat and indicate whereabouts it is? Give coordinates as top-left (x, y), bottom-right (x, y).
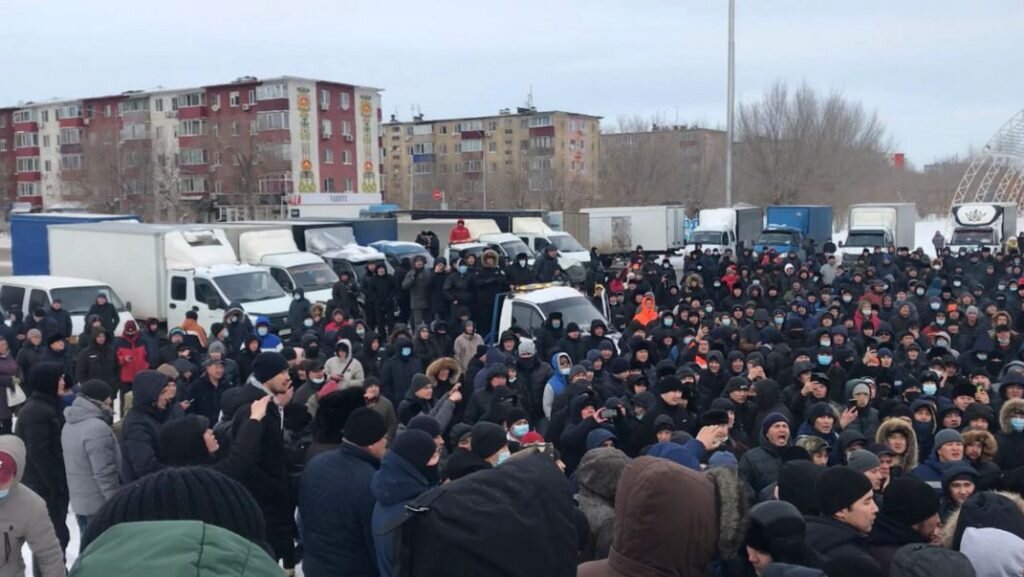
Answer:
top-left (401, 268), bottom-right (433, 310)
top-left (0, 436), bottom-right (64, 577)
top-left (61, 395), bottom-right (121, 516)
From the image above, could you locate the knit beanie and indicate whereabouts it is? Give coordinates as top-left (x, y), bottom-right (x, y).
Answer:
top-left (882, 477), bottom-right (940, 527)
top-left (410, 373), bottom-right (432, 393)
top-left (609, 357), bottom-right (630, 375)
top-left (470, 422), bottom-right (507, 459)
top-left (846, 449), bottom-right (881, 474)
top-left (80, 379), bottom-right (112, 403)
top-left (656, 376), bottom-right (684, 394)
top-left (390, 429), bottom-right (438, 478)
top-left (158, 415), bottom-right (212, 467)
top-left (745, 500), bottom-right (806, 555)
top-left (407, 414), bottom-right (442, 439)
top-left (816, 466), bottom-right (873, 516)
top-left (252, 352), bottom-right (289, 383)
top-left (778, 461), bottom-right (826, 516)
top-left (343, 407), bottom-right (388, 447)
top-left (448, 423), bottom-right (472, 446)
top-left (81, 467), bottom-right (268, 554)
top-left (934, 428), bottom-right (963, 451)
top-left (208, 341), bottom-right (226, 356)
top-left (761, 412), bottom-right (790, 438)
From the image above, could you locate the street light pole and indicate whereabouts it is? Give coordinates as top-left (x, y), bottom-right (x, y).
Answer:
top-left (725, 0), bottom-right (735, 207)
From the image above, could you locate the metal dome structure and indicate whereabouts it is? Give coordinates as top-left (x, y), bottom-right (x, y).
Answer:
top-left (950, 108), bottom-right (1024, 209)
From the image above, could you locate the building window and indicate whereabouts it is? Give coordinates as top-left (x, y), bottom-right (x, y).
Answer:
top-left (0, 139), bottom-right (6, 151)
top-left (323, 148), bottom-right (334, 164)
top-left (56, 104), bottom-right (82, 119)
top-left (414, 163), bottom-right (433, 175)
top-left (488, 141), bottom-right (497, 153)
top-left (256, 111), bottom-right (289, 132)
top-left (178, 119), bottom-right (206, 137)
top-left (319, 89), bottom-right (330, 110)
top-left (60, 154), bottom-right (83, 170)
top-left (211, 94), bottom-right (221, 108)
top-left (104, 104), bottom-right (112, 118)
top-left (341, 120), bottom-right (352, 136)
top-left (180, 148), bottom-right (208, 166)
top-left (211, 123), bottom-right (219, 138)
top-left (119, 99), bottom-right (150, 115)
top-left (440, 125), bottom-right (447, 134)
top-left (342, 150), bottom-right (352, 164)
top-left (323, 177), bottom-right (335, 192)
top-left (213, 151), bottom-right (222, 166)
top-left (321, 119), bottom-right (332, 138)
top-left (255, 83), bottom-right (287, 101)
top-left (231, 121), bottom-right (240, 136)
top-left (412, 124), bottom-right (433, 136)
top-left (40, 110), bottom-right (49, 122)
top-left (487, 120), bottom-right (498, 131)
top-left (15, 157), bottom-right (40, 173)
top-left (230, 91), bottom-right (240, 107)
top-left (455, 120), bottom-right (483, 133)
top-left (58, 128), bottom-right (83, 145)
top-left (461, 140), bottom-right (482, 153)
top-left (531, 136), bottom-right (553, 149)
top-left (17, 182), bottom-right (40, 197)
top-left (529, 115), bottom-right (552, 127)
top-left (178, 177), bottom-right (209, 194)
top-left (154, 99), bottom-right (164, 112)
top-left (411, 142), bottom-right (433, 154)
top-left (178, 92), bottom-right (204, 108)
top-left (14, 132), bottom-right (38, 148)
top-left (0, 116), bottom-right (5, 127)
top-left (214, 180), bottom-right (224, 193)
top-left (344, 178), bottom-right (353, 192)
top-left (44, 160), bottom-right (51, 172)
top-left (12, 110), bottom-right (34, 123)
top-left (248, 90), bottom-right (256, 104)
top-left (340, 92), bottom-right (350, 110)
top-left (42, 135), bottom-right (50, 147)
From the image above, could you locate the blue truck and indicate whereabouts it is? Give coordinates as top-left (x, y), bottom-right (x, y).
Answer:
top-left (753, 205), bottom-right (833, 259)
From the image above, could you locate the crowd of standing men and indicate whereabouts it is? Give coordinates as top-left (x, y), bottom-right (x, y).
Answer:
top-left (7, 225), bottom-right (1024, 576)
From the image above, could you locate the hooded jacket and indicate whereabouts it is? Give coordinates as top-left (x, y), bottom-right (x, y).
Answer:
top-left (543, 352), bottom-right (572, 419)
top-left (577, 457), bottom-right (724, 577)
top-left (632, 295), bottom-right (658, 328)
top-left (575, 447), bottom-right (631, 562)
top-left (120, 370), bottom-right (169, 482)
top-left (325, 339), bottom-right (366, 390)
top-left (253, 316), bottom-right (282, 351)
top-left (381, 337), bottom-right (423, 402)
top-left (75, 327), bottom-right (118, 386)
top-left (61, 395), bottom-right (121, 516)
top-left (0, 435), bottom-right (64, 577)
top-left (876, 417), bottom-right (919, 473)
top-left (371, 450), bottom-right (435, 577)
top-left (996, 398), bottom-right (1024, 471)
top-left (13, 363), bottom-right (67, 505)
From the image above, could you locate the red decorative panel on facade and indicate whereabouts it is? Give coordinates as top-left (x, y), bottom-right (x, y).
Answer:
top-left (529, 126), bottom-right (555, 137)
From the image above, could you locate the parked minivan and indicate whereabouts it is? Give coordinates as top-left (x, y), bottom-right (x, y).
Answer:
top-left (0, 276), bottom-right (136, 342)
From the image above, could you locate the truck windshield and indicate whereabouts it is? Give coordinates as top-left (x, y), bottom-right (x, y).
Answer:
top-left (288, 262), bottom-right (339, 291)
top-left (216, 272), bottom-right (287, 303)
top-left (51, 286), bottom-right (127, 314)
top-left (501, 240), bottom-right (534, 258)
top-left (756, 231), bottom-right (798, 246)
top-left (550, 234), bottom-right (585, 253)
top-left (844, 232), bottom-right (885, 248)
top-left (538, 297), bottom-right (606, 330)
top-left (951, 228), bottom-right (994, 245)
top-left (691, 231), bottom-right (727, 245)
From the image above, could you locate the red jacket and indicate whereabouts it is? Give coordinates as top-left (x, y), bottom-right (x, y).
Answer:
top-left (449, 225), bottom-right (472, 243)
top-left (115, 335), bottom-right (149, 384)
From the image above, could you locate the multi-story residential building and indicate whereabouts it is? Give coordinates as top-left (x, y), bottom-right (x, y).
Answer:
top-left (0, 76), bottom-right (382, 215)
top-left (599, 125), bottom-right (726, 209)
top-left (382, 108), bottom-right (600, 210)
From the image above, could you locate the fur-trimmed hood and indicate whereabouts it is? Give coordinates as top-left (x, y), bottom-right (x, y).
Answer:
top-left (962, 429), bottom-right (998, 462)
top-left (426, 357), bottom-right (462, 386)
top-left (876, 417), bottom-right (919, 471)
top-left (1000, 399), bottom-right (1024, 434)
top-left (481, 249), bottom-right (500, 268)
top-left (939, 490), bottom-right (1024, 549)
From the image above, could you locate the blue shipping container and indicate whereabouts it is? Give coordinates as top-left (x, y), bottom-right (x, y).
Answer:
top-left (12, 213), bottom-right (140, 275)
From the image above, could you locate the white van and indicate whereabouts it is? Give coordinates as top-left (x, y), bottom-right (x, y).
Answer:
top-left (0, 276), bottom-right (136, 342)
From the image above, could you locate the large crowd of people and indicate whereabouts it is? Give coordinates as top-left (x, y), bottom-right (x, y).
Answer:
top-left (6, 230), bottom-right (1024, 576)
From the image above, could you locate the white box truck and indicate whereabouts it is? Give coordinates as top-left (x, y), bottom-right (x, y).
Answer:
top-left (689, 204), bottom-right (764, 254)
top-left (836, 203), bottom-right (917, 262)
top-left (581, 205), bottom-right (687, 255)
top-left (949, 202), bottom-right (1018, 253)
top-left (47, 223), bottom-right (293, 335)
top-left (219, 224), bottom-right (338, 305)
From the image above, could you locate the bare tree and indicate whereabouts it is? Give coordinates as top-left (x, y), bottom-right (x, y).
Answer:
top-left (735, 81), bottom-right (890, 207)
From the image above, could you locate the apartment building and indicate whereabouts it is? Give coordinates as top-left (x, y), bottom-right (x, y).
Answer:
top-left (382, 108), bottom-right (600, 210)
top-left (0, 76), bottom-right (382, 211)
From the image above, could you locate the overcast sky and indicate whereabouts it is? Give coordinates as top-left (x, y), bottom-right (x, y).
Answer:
top-left (4, 0), bottom-right (1022, 164)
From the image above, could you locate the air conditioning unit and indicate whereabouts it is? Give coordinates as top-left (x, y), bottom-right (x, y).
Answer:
top-left (241, 104), bottom-right (250, 111)
top-left (345, 135), bottom-right (354, 142)
top-left (211, 104), bottom-right (220, 112)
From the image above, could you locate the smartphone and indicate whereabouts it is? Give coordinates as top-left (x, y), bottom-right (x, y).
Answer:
top-left (847, 399), bottom-right (859, 410)
top-left (599, 408), bottom-right (617, 420)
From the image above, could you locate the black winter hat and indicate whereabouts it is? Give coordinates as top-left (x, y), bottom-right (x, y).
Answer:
top-left (252, 352), bottom-right (289, 383)
top-left (29, 362), bottom-right (64, 397)
top-left (470, 422), bottom-right (507, 459)
top-left (745, 500), bottom-right (806, 555)
top-left (407, 414), bottom-right (442, 438)
top-left (816, 466), bottom-right (873, 516)
top-left (449, 423), bottom-right (473, 446)
top-left (390, 429), bottom-right (438, 478)
top-left (882, 477), bottom-right (940, 527)
top-left (778, 461), bottom-right (826, 516)
top-left (81, 466), bottom-right (268, 554)
top-left (80, 379), bottom-right (112, 403)
top-left (47, 333), bottom-right (66, 346)
top-left (700, 409), bottom-right (730, 427)
top-left (656, 376), bottom-right (685, 394)
top-left (952, 491), bottom-right (1024, 550)
top-left (410, 373), bottom-right (433, 393)
top-left (343, 407), bottom-right (388, 447)
top-left (159, 415), bottom-right (212, 466)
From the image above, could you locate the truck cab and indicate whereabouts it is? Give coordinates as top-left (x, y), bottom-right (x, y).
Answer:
top-left (838, 229), bottom-right (892, 263)
top-left (170, 264), bottom-right (292, 336)
top-left (688, 228), bottom-right (736, 254)
top-left (492, 284), bottom-right (616, 349)
top-left (0, 276), bottom-right (136, 343)
top-left (754, 227), bottom-right (805, 258)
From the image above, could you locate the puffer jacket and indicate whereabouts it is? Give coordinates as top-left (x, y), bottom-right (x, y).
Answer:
top-left (371, 449), bottom-right (435, 577)
top-left (0, 436), bottom-right (65, 577)
top-left (996, 398), bottom-right (1024, 471)
top-left (61, 395), bottom-right (121, 516)
top-left (114, 333), bottom-right (149, 384)
top-left (120, 371), bottom-right (169, 482)
top-left (738, 429), bottom-right (786, 494)
top-left (75, 327), bottom-right (118, 387)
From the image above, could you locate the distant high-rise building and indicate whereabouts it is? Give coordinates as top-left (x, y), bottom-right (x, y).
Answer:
top-left (0, 76), bottom-right (382, 217)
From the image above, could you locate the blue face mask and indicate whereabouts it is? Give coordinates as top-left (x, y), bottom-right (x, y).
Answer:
top-left (401, 347), bottom-right (412, 357)
top-left (1013, 417), bottom-right (1024, 432)
top-left (551, 320), bottom-right (561, 330)
top-left (817, 355), bottom-right (832, 365)
top-left (721, 318), bottom-right (732, 327)
top-left (257, 327), bottom-right (268, 337)
top-left (930, 302), bottom-right (941, 311)
top-left (303, 319), bottom-right (313, 328)
top-left (512, 423), bottom-right (530, 437)
top-left (663, 318), bottom-right (673, 327)
top-left (458, 265), bottom-right (468, 274)
top-left (705, 306), bottom-right (714, 314)
top-left (774, 316), bottom-right (785, 326)
top-left (496, 448), bottom-right (511, 465)
top-left (923, 383), bottom-right (937, 396)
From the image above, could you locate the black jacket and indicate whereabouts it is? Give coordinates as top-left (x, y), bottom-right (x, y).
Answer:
top-left (121, 371), bottom-right (170, 481)
top-left (13, 363), bottom-right (68, 503)
top-left (804, 516), bottom-right (881, 571)
top-left (230, 383), bottom-right (293, 532)
top-left (532, 252), bottom-right (559, 283)
top-left (442, 272), bottom-right (474, 308)
top-left (186, 374), bottom-right (225, 424)
top-left (866, 513), bottom-right (929, 574)
top-left (381, 339), bottom-right (423, 402)
top-left (75, 330), bottom-right (118, 387)
top-left (87, 301), bottom-right (120, 333)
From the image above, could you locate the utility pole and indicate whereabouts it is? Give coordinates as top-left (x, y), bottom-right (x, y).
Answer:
top-left (725, 0), bottom-right (735, 207)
